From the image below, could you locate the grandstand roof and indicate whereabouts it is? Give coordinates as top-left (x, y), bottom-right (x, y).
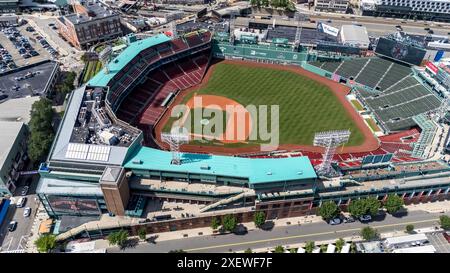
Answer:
top-left (88, 34), bottom-right (171, 87)
top-left (124, 147), bottom-right (317, 185)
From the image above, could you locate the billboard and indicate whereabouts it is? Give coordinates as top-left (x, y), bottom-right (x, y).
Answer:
top-left (47, 196), bottom-right (100, 216)
top-left (317, 22), bottom-right (339, 37)
top-left (426, 62), bottom-right (438, 75)
top-left (375, 37), bottom-right (426, 66)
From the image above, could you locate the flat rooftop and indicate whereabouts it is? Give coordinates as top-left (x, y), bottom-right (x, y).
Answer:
top-left (48, 85), bottom-right (141, 165)
top-left (0, 60), bottom-right (58, 100)
top-left (63, 3), bottom-right (117, 24)
top-left (124, 146), bottom-right (317, 185)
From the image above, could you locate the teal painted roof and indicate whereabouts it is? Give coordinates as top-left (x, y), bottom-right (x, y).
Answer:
top-left (88, 34), bottom-right (171, 87)
top-left (124, 147), bottom-right (317, 184)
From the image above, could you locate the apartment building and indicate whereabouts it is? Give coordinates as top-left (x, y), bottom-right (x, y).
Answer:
top-left (57, 0), bottom-right (123, 50)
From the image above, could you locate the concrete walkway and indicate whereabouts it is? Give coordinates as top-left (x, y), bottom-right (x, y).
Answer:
top-left (93, 215), bottom-right (323, 250)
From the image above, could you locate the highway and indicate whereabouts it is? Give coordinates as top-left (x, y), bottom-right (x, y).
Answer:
top-left (107, 210), bottom-right (448, 253)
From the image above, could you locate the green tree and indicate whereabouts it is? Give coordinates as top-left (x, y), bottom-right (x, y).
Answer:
top-left (318, 201), bottom-right (339, 221)
top-left (360, 226), bottom-right (379, 241)
top-left (107, 230), bottom-right (129, 248)
top-left (350, 242), bottom-right (357, 253)
top-left (405, 224), bottom-right (414, 234)
top-left (138, 227), bottom-right (146, 240)
top-left (384, 194), bottom-right (404, 214)
top-left (348, 199), bottom-right (367, 218)
top-left (335, 238), bottom-right (345, 252)
top-left (440, 215), bottom-right (450, 230)
top-left (365, 197), bottom-right (381, 216)
top-left (261, 0), bottom-right (269, 7)
top-left (28, 98), bottom-right (55, 163)
top-left (244, 248), bottom-right (253, 253)
top-left (320, 244), bottom-right (328, 253)
top-left (304, 241), bottom-right (315, 253)
top-left (211, 217), bottom-right (221, 230)
top-left (289, 248), bottom-right (297, 253)
top-left (253, 211), bottom-right (266, 228)
top-left (222, 214), bottom-right (238, 232)
top-left (274, 245), bottom-right (284, 253)
top-left (34, 234), bottom-right (56, 253)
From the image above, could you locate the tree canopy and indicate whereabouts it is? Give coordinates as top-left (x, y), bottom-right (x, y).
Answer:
top-left (406, 224), bottom-right (414, 234)
top-left (222, 214), bottom-right (238, 232)
top-left (273, 245), bottom-right (284, 253)
top-left (318, 201), bottom-right (339, 221)
top-left (365, 197), bottom-right (381, 216)
top-left (348, 199), bottom-right (367, 218)
top-left (211, 217), bottom-right (221, 230)
top-left (107, 230), bottom-right (129, 248)
top-left (304, 241), bottom-right (315, 253)
top-left (360, 226), bottom-right (379, 241)
top-left (138, 227), bottom-right (146, 240)
top-left (253, 211), bottom-right (266, 228)
top-left (335, 238), bottom-right (345, 252)
top-left (440, 215), bottom-right (450, 230)
top-left (28, 98), bottom-right (55, 163)
top-left (35, 234), bottom-right (56, 253)
top-left (384, 194), bottom-right (404, 214)
top-left (348, 197), bottom-right (381, 217)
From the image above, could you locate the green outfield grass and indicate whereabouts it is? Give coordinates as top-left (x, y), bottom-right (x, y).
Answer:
top-left (164, 62), bottom-right (365, 147)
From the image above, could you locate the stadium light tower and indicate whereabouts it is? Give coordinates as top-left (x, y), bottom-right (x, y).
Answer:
top-left (313, 130), bottom-right (351, 177)
top-left (161, 126), bottom-right (190, 165)
top-left (294, 12), bottom-right (303, 50)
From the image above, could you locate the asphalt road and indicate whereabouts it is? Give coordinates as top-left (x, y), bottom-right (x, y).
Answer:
top-left (0, 175), bottom-right (40, 252)
top-left (108, 210), bottom-right (448, 253)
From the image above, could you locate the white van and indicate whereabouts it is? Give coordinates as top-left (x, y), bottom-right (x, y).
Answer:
top-left (16, 197), bottom-right (27, 208)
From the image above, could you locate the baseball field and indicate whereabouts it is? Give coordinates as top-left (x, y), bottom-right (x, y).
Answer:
top-left (158, 60), bottom-right (371, 152)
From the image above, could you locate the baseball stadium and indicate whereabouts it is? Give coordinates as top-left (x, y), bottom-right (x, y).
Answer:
top-left (36, 25), bottom-right (450, 237)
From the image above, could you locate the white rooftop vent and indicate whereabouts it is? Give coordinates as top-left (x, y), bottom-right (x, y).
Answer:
top-left (132, 159), bottom-right (142, 164)
top-left (200, 164), bottom-right (210, 170)
top-left (266, 171), bottom-right (272, 175)
top-left (297, 171), bottom-right (303, 175)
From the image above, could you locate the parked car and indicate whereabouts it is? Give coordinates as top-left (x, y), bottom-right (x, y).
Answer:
top-left (20, 186), bottom-right (29, 196)
top-left (8, 221), bottom-right (17, 232)
top-left (329, 217), bottom-right (341, 225)
top-left (359, 215), bottom-right (372, 222)
top-left (443, 232), bottom-right (450, 243)
top-left (16, 197), bottom-right (27, 208)
top-left (23, 207), bottom-right (31, 217)
top-left (343, 216), bottom-right (356, 223)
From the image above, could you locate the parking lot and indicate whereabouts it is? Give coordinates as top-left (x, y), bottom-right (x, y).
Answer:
top-left (0, 23), bottom-right (55, 69)
top-left (427, 232), bottom-right (450, 253)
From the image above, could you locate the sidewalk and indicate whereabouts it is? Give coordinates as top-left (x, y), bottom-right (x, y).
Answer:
top-left (407, 200), bottom-right (450, 213)
top-left (241, 226), bottom-right (444, 253)
top-left (25, 201), bottom-right (49, 253)
top-left (93, 215), bottom-right (323, 250)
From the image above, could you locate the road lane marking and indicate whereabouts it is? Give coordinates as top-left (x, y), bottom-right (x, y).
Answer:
top-left (184, 218), bottom-right (440, 252)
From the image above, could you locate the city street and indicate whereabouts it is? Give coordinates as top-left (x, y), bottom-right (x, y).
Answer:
top-left (0, 175), bottom-right (40, 252)
top-left (108, 210), bottom-right (448, 253)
